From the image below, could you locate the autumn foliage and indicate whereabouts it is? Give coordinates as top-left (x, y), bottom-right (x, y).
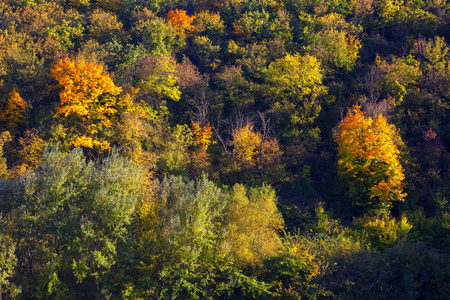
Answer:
top-left (0, 89), bottom-right (27, 128)
top-left (166, 9), bottom-right (195, 34)
top-left (229, 124), bottom-right (283, 183)
top-left (189, 121), bottom-right (213, 172)
top-left (2, 1), bottom-right (450, 299)
top-left (192, 121), bottom-right (213, 150)
top-left (230, 124), bottom-right (261, 170)
top-left (50, 58), bottom-right (122, 150)
top-left (336, 106), bottom-right (406, 214)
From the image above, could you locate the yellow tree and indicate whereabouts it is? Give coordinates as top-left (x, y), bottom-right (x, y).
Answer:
top-left (50, 58), bottom-right (122, 150)
top-left (264, 54), bottom-right (327, 145)
top-left (229, 123), bottom-right (283, 184)
top-left (335, 106), bottom-right (406, 215)
top-left (225, 184), bottom-right (284, 268)
top-left (191, 121), bottom-right (213, 172)
top-left (229, 124), bottom-right (261, 171)
top-left (0, 89), bottom-right (28, 128)
top-left (192, 121), bottom-right (213, 151)
top-left (11, 129), bottom-right (47, 177)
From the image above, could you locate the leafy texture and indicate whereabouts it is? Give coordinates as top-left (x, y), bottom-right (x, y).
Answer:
top-left (0, 89), bottom-right (27, 128)
top-left (336, 106), bottom-right (406, 215)
top-left (50, 58), bottom-right (122, 150)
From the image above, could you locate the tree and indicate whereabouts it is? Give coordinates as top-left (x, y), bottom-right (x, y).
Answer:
top-left (0, 147), bottom-right (143, 298)
top-left (335, 105), bottom-right (406, 215)
top-left (10, 129), bottom-right (46, 177)
top-left (229, 124), bottom-right (261, 172)
top-left (191, 121), bottom-right (213, 173)
top-left (0, 131), bottom-right (11, 179)
top-left (134, 55), bottom-right (181, 103)
top-left (0, 89), bottom-right (27, 129)
top-left (412, 36), bottom-right (450, 97)
top-left (374, 55), bottom-right (421, 107)
top-left (131, 9), bottom-right (180, 56)
top-left (0, 31), bottom-right (47, 110)
top-left (157, 124), bottom-right (193, 175)
top-left (264, 53), bottom-right (327, 144)
top-left (134, 175), bottom-right (229, 299)
top-left (0, 234), bottom-right (21, 299)
top-left (228, 123), bottom-right (283, 185)
top-left (88, 8), bottom-right (127, 43)
top-left (192, 10), bottom-right (225, 43)
top-left (50, 58), bottom-right (122, 150)
top-left (307, 29), bottom-right (361, 72)
top-left (165, 9), bottom-right (195, 35)
top-left (225, 184), bottom-right (284, 268)
top-left (304, 12), bottom-right (362, 72)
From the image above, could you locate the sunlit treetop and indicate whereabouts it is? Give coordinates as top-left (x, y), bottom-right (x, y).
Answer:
top-left (192, 121), bottom-right (213, 151)
top-left (166, 9), bottom-right (196, 35)
top-left (0, 89), bottom-right (28, 128)
top-left (336, 106), bottom-right (406, 215)
top-left (50, 58), bottom-right (123, 150)
top-left (50, 58), bottom-right (121, 122)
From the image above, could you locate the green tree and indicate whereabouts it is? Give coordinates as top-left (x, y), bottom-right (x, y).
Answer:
top-left (264, 53), bottom-right (328, 144)
top-left (306, 13), bottom-right (362, 72)
top-left (374, 55), bottom-right (422, 107)
top-left (131, 9), bottom-right (182, 56)
top-left (135, 175), bottom-right (230, 299)
top-left (0, 146), bottom-right (143, 298)
top-left (0, 132), bottom-right (11, 179)
top-left (412, 36), bottom-right (450, 97)
top-left (307, 29), bottom-right (361, 72)
top-left (0, 234), bottom-right (21, 299)
top-left (137, 55), bottom-right (181, 102)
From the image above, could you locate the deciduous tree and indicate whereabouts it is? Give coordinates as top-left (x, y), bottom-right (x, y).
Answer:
top-left (131, 9), bottom-right (180, 56)
top-left (135, 175), bottom-right (229, 299)
top-left (228, 123), bottom-right (283, 184)
top-left (50, 58), bottom-right (122, 150)
top-left (135, 55), bottom-right (181, 103)
top-left (0, 147), bottom-right (143, 298)
top-left (225, 184), bottom-right (284, 267)
top-left (264, 53), bottom-right (327, 144)
top-left (374, 55), bottom-right (421, 107)
top-left (166, 9), bottom-right (195, 35)
top-left (335, 105), bottom-right (406, 215)
top-left (0, 89), bottom-right (27, 129)
top-left (190, 121), bottom-right (213, 173)
top-left (88, 8), bottom-right (127, 43)
top-left (0, 131), bottom-right (11, 179)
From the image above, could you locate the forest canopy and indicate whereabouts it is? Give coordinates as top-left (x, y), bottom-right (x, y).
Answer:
top-left (0, 0), bottom-right (449, 299)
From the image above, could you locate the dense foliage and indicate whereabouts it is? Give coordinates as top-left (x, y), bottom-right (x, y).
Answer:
top-left (1, 0), bottom-right (449, 299)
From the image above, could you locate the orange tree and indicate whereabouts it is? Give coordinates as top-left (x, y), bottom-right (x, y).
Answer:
top-left (50, 58), bottom-right (122, 151)
top-left (166, 9), bottom-right (195, 35)
top-left (335, 106), bottom-right (406, 215)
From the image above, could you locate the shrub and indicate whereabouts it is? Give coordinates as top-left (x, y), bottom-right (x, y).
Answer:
top-left (353, 214), bottom-right (412, 248)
